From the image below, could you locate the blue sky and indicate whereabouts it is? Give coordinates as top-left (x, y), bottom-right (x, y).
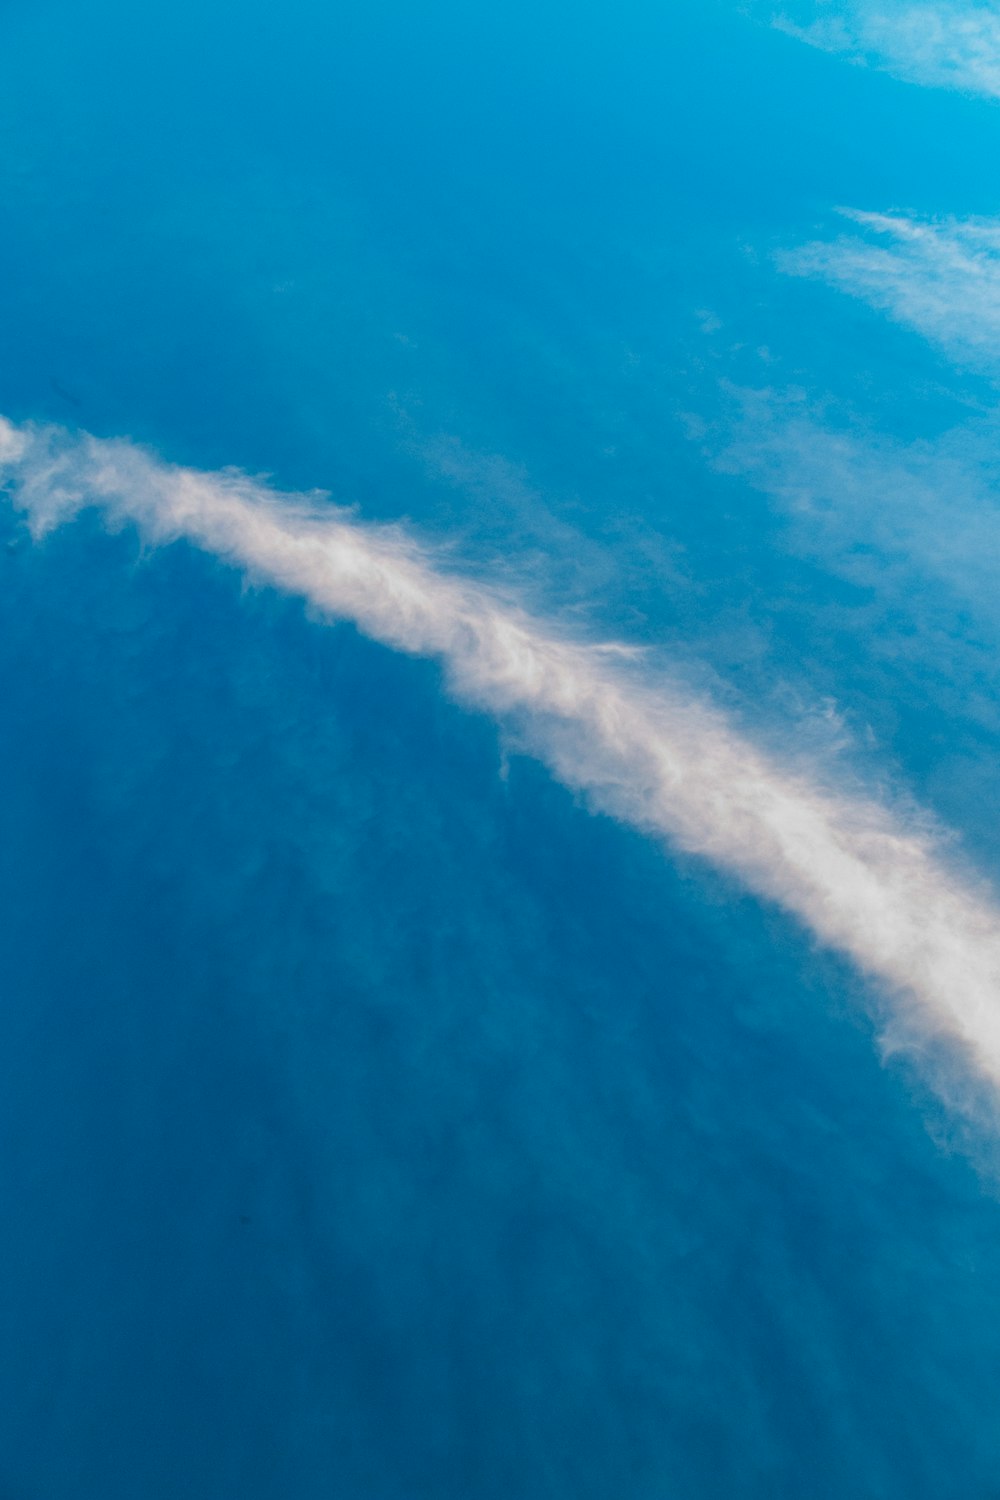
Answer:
top-left (3, 2), bottom-right (1000, 1496)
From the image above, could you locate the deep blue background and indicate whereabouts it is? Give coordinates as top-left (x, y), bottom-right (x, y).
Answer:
top-left (2, 2), bottom-right (1000, 1495)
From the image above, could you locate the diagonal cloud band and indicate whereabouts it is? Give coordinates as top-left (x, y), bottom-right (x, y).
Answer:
top-left (3, 414), bottom-right (1000, 1111)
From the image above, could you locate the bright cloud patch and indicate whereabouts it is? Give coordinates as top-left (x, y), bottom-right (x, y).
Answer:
top-left (780, 209), bottom-right (1000, 367)
top-left (4, 414), bottom-right (1000, 1119)
top-left (775, 1), bottom-right (1000, 99)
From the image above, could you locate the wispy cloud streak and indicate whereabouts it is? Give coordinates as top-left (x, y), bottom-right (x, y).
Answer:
top-left (781, 209), bottom-right (1000, 368)
top-left (714, 386), bottom-right (1000, 621)
top-left (3, 415), bottom-right (1000, 1110)
top-left (775, 1), bottom-right (1000, 99)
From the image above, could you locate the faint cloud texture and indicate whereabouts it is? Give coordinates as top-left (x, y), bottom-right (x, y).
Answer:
top-left (713, 386), bottom-right (1000, 622)
top-left (705, 385), bottom-right (1000, 771)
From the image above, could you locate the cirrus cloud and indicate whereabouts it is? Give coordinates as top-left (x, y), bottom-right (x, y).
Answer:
top-left (3, 414), bottom-right (1000, 1122)
top-left (780, 208), bottom-right (1000, 369)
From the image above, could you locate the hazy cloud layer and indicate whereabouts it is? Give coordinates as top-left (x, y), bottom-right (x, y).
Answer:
top-left (704, 386), bottom-right (1000, 798)
top-left (781, 209), bottom-right (1000, 369)
top-left (713, 386), bottom-right (1000, 620)
top-left (4, 416), bottom-right (1000, 1118)
top-left (774, 1), bottom-right (1000, 98)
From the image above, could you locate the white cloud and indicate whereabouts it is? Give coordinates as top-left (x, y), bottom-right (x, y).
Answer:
top-left (781, 209), bottom-right (1000, 368)
top-left (4, 414), bottom-right (1000, 1118)
top-left (775, 2), bottom-right (1000, 99)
